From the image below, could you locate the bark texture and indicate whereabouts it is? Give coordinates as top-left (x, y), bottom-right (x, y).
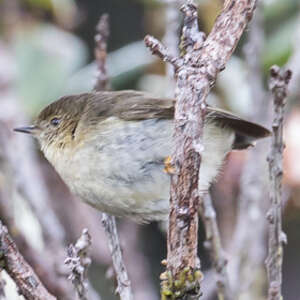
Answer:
top-left (266, 65), bottom-right (292, 300)
top-left (0, 222), bottom-right (56, 300)
top-left (145, 0), bottom-right (257, 298)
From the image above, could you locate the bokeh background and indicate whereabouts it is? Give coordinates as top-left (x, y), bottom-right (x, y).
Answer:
top-left (0, 0), bottom-right (299, 299)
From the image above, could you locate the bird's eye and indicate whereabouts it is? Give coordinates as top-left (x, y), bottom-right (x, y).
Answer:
top-left (50, 117), bottom-right (60, 126)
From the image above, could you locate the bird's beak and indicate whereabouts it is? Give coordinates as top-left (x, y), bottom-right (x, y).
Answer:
top-left (13, 125), bottom-right (38, 135)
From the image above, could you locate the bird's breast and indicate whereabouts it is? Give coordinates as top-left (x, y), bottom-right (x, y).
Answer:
top-left (45, 117), bottom-right (235, 222)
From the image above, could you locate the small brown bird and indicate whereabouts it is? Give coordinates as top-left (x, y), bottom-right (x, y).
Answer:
top-left (14, 90), bottom-right (270, 222)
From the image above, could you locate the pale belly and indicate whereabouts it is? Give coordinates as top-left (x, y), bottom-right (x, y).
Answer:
top-left (51, 117), bottom-right (234, 223)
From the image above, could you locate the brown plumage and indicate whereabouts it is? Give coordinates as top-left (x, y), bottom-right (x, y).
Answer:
top-left (37, 90), bottom-right (270, 150)
top-left (14, 90), bottom-right (270, 222)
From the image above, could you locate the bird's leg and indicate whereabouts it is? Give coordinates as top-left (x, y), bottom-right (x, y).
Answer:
top-left (164, 156), bottom-right (175, 174)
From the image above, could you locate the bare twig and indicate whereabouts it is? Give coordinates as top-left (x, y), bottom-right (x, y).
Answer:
top-left (161, 0), bottom-right (182, 95)
top-left (266, 65), bottom-right (292, 300)
top-left (146, 0), bottom-right (257, 298)
top-left (0, 221), bottom-right (56, 300)
top-left (94, 14), bottom-right (111, 91)
top-left (65, 229), bottom-right (92, 300)
top-left (199, 194), bottom-right (232, 300)
top-left (93, 14), bottom-right (133, 300)
top-left (101, 215), bottom-right (133, 300)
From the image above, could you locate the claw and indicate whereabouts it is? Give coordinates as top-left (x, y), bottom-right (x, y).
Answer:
top-left (164, 156), bottom-right (175, 174)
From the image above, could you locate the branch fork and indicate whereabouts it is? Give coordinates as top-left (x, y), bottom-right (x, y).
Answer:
top-left (145, 0), bottom-right (257, 298)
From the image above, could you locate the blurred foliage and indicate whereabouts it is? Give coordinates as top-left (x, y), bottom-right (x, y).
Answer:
top-left (0, 0), bottom-right (297, 116)
top-left (1, 0), bottom-right (300, 299)
top-left (13, 23), bottom-right (87, 113)
top-left (264, 0), bottom-right (299, 23)
top-left (24, 0), bottom-right (52, 9)
top-left (263, 17), bottom-right (295, 70)
top-left (262, 0), bottom-right (298, 70)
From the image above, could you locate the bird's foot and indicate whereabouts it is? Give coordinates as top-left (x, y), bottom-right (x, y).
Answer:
top-left (164, 156), bottom-right (175, 174)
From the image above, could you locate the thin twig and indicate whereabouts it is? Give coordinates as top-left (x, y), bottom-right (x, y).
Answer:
top-left (101, 215), bottom-right (133, 300)
top-left (94, 13), bottom-right (111, 91)
top-left (266, 65), bottom-right (292, 300)
top-left (93, 14), bottom-right (133, 300)
top-left (65, 229), bottom-right (92, 300)
top-left (145, 0), bottom-right (257, 298)
top-left (161, 0), bottom-right (182, 96)
top-left (0, 221), bottom-right (56, 300)
top-left (199, 194), bottom-right (232, 300)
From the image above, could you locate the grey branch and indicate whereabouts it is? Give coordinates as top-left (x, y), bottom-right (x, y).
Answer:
top-left (145, 0), bottom-right (257, 298)
top-left (266, 65), bottom-right (292, 300)
top-left (199, 194), bottom-right (232, 300)
top-left (0, 221), bottom-right (56, 300)
top-left (93, 14), bottom-right (133, 300)
top-left (162, 0), bottom-right (181, 87)
top-left (65, 229), bottom-right (92, 300)
top-left (94, 14), bottom-right (111, 91)
top-left (101, 215), bottom-right (133, 300)
top-left (144, 35), bottom-right (183, 69)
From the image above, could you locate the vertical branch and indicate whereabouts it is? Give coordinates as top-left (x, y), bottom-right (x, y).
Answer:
top-left (65, 229), bottom-right (92, 300)
top-left (199, 194), bottom-right (232, 300)
top-left (266, 66), bottom-right (292, 300)
top-left (93, 14), bottom-right (133, 300)
top-left (163, 1), bottom-right (232, 298)
top-left (94, 14), bottom-right (111, 91)
top-left (166, 5), bottom-right (206, 296)
top-left (161, 0), bottom-right (181, 95)
top-left (146, 0), bottom-right (257, 298)
top-left (101, 215), bottom-right (133, 300)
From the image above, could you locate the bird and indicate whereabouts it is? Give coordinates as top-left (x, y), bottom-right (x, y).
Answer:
top-left (14, 90), bottom-right (270, 223)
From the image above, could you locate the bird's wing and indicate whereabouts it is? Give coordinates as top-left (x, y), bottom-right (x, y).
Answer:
top-left (206, 106), bottom-right (270, 138)
top-left (91, 91), bottom-right (270, 149)
top-left (86, 90), bottom-right (174, 122)
top-left (111, 90), bottom-right (175, 120)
